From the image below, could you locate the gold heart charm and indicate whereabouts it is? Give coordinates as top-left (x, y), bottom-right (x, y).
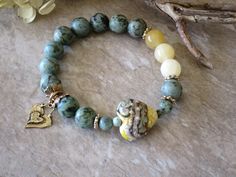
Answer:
top-left (25, 103), bottom-right (53, 128)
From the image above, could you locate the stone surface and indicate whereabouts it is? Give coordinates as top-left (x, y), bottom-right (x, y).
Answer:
top-left (0, 0), bottom-right (236, 176)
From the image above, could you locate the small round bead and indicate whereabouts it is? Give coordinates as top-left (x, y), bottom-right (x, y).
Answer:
top-left (159, 99), bottom-right (173, 115)
top-left (43, 41), bottom-right (64, 59)
top-left (145, 29), bottom-right (165, 49)
top-left (40, 74), bottom-right (62, 94)
top-left (160, 59), bottom-right (181, 79)
top-left (71, 17), bottom-right (91, 38)
top-left (90, 13), bottom-right (109, 33)
top-left (128, 18), bottom-right (147, 38)
top-left (39, 57), bottom-right (59, 75)
top-left (57, 95), bottom-right (80, 118)
top-left (75, 107), bottom-right (97, 128)
top-left (53, 26), bottom-right (76, 45)
top-left (112, 116), bottom-right (122, 127)
top-left (154, 43), bottom-right (175, 63)
top-left (99, 116), bottom-right (113, 131)
top-left (161, 79), bottom-right (182, 100)
top-left (109, 14), bottom-right (128, 33)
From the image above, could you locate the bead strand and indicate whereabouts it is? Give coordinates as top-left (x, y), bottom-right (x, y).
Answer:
top-left (31, 12), bottom-right (183, 141)
top-left (143, 27), bottom-right (182, 116)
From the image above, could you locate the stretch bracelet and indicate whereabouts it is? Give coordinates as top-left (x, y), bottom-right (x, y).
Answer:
top-left (26, 13), bottom-right (183, 142)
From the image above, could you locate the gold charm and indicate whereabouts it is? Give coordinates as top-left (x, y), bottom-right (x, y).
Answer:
top-left (25, 103), bottom-right (53, 128)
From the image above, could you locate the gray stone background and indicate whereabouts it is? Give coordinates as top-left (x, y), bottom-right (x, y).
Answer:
top-left (0, 0), bottom-right (236, 177)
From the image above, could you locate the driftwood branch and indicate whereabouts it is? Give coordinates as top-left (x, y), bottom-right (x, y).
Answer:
top-left (146, 1), bottom-right (236, 69)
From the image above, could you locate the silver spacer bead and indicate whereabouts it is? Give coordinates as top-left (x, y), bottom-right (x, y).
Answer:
top-left (93, 114), bottom-right (100, 129)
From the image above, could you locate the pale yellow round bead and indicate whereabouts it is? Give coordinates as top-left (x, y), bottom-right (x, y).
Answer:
top-left (160, 59), bottom-right (181, 78)
top-left (154, 43), bottom-right (175, 63)
top-left (145, 29), bottom-right (165, 49)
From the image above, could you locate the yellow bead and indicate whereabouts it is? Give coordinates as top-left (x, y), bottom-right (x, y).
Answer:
top-left (154, 43), bottom-right (175, 63)
top-left (145, 29), bottom-right (165, 49)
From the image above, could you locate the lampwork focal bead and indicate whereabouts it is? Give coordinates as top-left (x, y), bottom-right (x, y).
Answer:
top-left (40, 74), bottom-right (62, 95)
top-left (75, 107), bottom-right (97, 128)
top-left (116, 99), bottom-right (158, 141)
top-left (154, 43), bottom-right (175, 63)
top-left (99, 116), bottom-right (113, 131)
top-left (145, 29), bottom-right (165, 49)
top-left (109, 14), bottom-right (128, 33)
top-left (53, 26), bottom-right (76, 45)
top-left (90, 13), bottom-right (109, 33)
top-left (128, 18), bottom-right (147, 38)
top-left (57, 95), bottom-right (80, 118)
top-left (43, 41), bottom-right (64, 59)
top-left (71, 17), bottom-right (91, 38)
top-left (160, 59), bottom-right (181, 79)
top-left (39, 57), bottom-right (59, 75)
top-left (161, 79), bottom-right (182, 100)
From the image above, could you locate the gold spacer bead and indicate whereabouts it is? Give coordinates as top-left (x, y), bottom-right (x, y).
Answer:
top-left (161, 96), bottom-right (176, 104)
top-left (142, 27), bottom-right (152, 39)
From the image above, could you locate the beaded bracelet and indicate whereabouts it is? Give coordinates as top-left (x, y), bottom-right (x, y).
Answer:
top-left (25, 13), bottom-right (183, 142)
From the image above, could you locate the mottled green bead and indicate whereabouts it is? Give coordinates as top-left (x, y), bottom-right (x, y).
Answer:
top-left (112, 116), bottom-right (122, 127)
top-left (71, 17), bottom-right (91, 38)
top-left (128, 18), bottom-right (147, 38)
top-left (159, 99), bottom-right (173, 115)
top-left (39, 57), bottom-right (59, 75)
top-left (75, 107), bottom-right (97, 128)
top-left (161, 79), bottom-right (183, 100)
top-left (109, 14), bottom-right (128, 33)
top-left (57, 95), bottom-right (80, 118)
top-left (43, 41), bottom-right (64, 59)
top-left (99, 116), bottom-right (113, 131)
top-left (40, 74), bottom-right (62, 94)
top-left (90, 13), bottom-right (109, 33)
top-left (53, 26), bottom-right (76, 45)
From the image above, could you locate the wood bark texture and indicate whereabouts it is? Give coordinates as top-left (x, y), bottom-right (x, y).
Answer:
top-left (145, 0), bottom-right (236, 69)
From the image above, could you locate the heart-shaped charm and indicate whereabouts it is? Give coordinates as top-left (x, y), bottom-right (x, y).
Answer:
top-left (25, 103), bottom-right (52, 128)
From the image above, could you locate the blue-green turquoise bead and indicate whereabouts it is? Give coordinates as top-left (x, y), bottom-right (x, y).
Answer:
top-left (161, 79), bottom-right (183, 100)
top-left (99, 116), bottom-right (113, 131)
top-left (57, 95), bottom-right (80, 118)
top-left (43, 41), bottom-right (64, 59)
top-left (109, 14), bottom-right (128, 33)
top-left (112, 116), bottom-right (122, 127)
top-left (53, 26), bottom-right (76, 45)
top-left (39, 57), bottom-right (59, 75)
top-left (90, 13), bottom-right (109, 33)
top-left (75, 107), bottom-right (97, 128)
top-left (128, 18), bottom-right (147, 38)
top-left (40, 74), bottom-right (62, 94)
top-left (159, 99), bottom-right (173, 115)
top-left (71, 17), bottom-right (91, 38)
